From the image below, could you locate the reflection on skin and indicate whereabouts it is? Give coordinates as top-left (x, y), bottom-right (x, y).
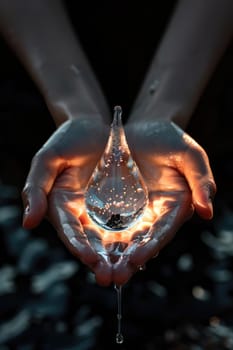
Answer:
top-left (49, 174), bottom-right (193, 286)
top-left (23, 119), bottom-right (215, 287)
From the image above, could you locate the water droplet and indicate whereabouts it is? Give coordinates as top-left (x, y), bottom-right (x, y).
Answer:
top-left (116, 332), bottom-right (124, 344)
top-left (115, 284), bottom-right (124, 344)
top-left (85, 106), bottom-right (148, 231)
top-left (138, 264), bottom-right (146, 271)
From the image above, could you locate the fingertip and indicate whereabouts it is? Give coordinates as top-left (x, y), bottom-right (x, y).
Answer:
top-left (22, 212), bottom-right (34, 229)
top-left (22, 187), bottom-right (47, 228)
top-left (94, 260), bottom-right (113, 286)
top-left (113, 260), bottom-right (134, 286)
top-left (193, 186), bottom-right (214, 220)
top-left (113, 272), bottom-right (132, 286)
top-left (182, 145), bottom-right (216, 220)
top-left (194, 201), bottom-right (213, 220)
top-left (68, 240), bottom-right (112, 286)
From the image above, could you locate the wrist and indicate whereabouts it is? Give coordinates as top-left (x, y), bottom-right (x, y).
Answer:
top-left (128, 56), bottom-right (208, 129)
top-left (128, 97), bottom-right (188, 129)
top-left (38, 63), bottom-right (101, 126)
top-left (35, 62), bottom-right (110, 127)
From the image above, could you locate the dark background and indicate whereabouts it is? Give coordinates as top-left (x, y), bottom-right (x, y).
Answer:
top-left (0, 1), bottom-right (233, 349)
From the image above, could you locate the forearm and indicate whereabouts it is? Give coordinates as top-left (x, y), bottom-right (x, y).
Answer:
top-left (0, 0), bottom-right (110, 126)
top-left (129, 0), bottom-right (233, 128)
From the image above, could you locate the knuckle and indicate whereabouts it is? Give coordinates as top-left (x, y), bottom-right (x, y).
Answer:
top-left (31, 147), bottom-right (58, 173)
top-left (32, 149), bottom-right (50, 166)
top-left (21, 183), bottom-right (33, 198)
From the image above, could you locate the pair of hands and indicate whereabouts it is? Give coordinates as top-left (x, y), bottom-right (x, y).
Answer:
top-left (22, 115), bottom-right (216, 286)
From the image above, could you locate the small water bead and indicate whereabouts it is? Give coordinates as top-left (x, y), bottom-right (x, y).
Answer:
top-left (85, 106), bottom-right (148, 231)
top-left (116, 333), bottom-right (124, 344)
top-left (139, 264), bottom-right (146, 271)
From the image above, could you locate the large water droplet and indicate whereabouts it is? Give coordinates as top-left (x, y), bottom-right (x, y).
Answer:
top-left (85, 106), bottom-right (148, 231)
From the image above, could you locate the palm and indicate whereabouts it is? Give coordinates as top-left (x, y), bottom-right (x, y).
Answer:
top-left (23, 119), bottom-right (215, 286)
top-left (47, 121), bottom-right (192, 285)
top-left (23, 119), bottom-right (114, 285)
top-left (111, 121), bottom-right (211, 285)
top-left (126, 121), bottom-right (193, 224)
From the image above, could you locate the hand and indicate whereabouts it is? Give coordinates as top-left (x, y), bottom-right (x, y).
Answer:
top-left (22, 118), bottom-right (114, 286)
top-left (111, 120), bottom-right (216, 285)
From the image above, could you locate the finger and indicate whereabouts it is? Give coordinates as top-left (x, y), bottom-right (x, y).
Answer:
top-left (22, 149), bottom-right (63, 228)
top-left (82, 224), bottom-right (113, 286)
top-left (49, 192), bottom-right (113, 286)
top-left (61, 222), bottom-right (112, 285)
top-left (95, 259), bottom-right (113, 286)
top-left (22, 187), bottom-right (47, 229)
top-left (181, 144), bottom-right (216, 219)
top-left (60, 223), bottom-right (113, 287)
top-left (112, 255), bottom-right (134, 286)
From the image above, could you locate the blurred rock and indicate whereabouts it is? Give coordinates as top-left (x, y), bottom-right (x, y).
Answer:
top-left (192, 286), bottom-right (211, 301)
top-left (31, 260), bottom-right (79, 293)
top-left (0, 310), bottom-right (30, 344)
top-left (4, 227), bottom-right (29, 258)
top-left (177, 253), bottom-right (194, 271)
top-left (0, 206), bottom-right (21, 228)
top-left (206, 264), bottom-right (233, 283)
top-left (0, 265), bottom-right (16, 295)
top-left (27, 284), bottom-right (69, 319)
top-left (0, 184), bottom-right (19, 205)
top-left (17, 239), bottom-right (49, 275)
top-left (146, 281), bottom-right (167, 298)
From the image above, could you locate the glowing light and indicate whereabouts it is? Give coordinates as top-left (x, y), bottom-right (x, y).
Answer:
top-left (85, 106), bottom-right (148, 231)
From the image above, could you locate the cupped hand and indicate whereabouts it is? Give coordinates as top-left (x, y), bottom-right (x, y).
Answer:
top-left (112, 120), bottom-right (216, 285)
top-left (22, 118), bottom-right (114, 286)
top-left (22, 117), bottom-right (216, 287)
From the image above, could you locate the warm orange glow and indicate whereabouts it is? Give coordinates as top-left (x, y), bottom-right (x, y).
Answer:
top-left (66, 197), bottom-right (84, 218)
top-left (65, 194), bottom-right (172, 246)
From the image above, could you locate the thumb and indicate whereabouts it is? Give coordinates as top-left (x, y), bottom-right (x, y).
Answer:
top-left (182, 146), bottom-right (216, 219)
top-left (22, 148), bottom-right (63, 228)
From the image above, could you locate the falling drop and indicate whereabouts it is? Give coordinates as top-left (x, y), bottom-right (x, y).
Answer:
top-left (85, 106), bottom-right (148, 231)
top-left (116, 333), bottom-right (124, 345)
top-left (115, 284), bottom-right (124, 344)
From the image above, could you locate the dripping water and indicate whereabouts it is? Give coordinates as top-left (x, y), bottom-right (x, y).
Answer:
top-left (114, 284), bottom-right (124, 344)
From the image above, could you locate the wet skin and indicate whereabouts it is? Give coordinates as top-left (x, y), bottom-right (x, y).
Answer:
top-left (22, 119), bottom-right (216, 286)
